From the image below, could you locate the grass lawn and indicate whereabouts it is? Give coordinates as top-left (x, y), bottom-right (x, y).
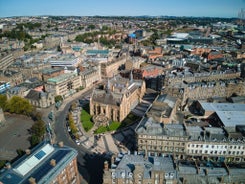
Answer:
top-left (80, 107), bottom-right (93, 132)
top-left (94, 121), bottom-right (121, 134)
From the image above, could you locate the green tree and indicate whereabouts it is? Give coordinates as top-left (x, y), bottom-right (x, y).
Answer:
top-left (0, 160), bottom-right (7, 170)
top-left (68, 113), bottom-right (78, 134)
top-left (88, 24), bottom-right (95, 30)
top-left (30, 120), bottom-right (46, 138)
top-left (29, 135), bottom-right (40, 147)
top-left (0, 94), bottom-right (7, 110)
top-left (16, 149), bottom-right (25, 157)
top-left (55, 95), bottom-right (63, 103)
top-left (5, 96), bottom-right (33, 116)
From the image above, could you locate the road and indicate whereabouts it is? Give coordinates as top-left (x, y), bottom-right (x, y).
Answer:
top-left (53, 87), bottom-right (106, 184)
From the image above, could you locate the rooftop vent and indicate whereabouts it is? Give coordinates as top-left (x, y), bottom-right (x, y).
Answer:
top-left (28, 177), bottom-right (36, 184)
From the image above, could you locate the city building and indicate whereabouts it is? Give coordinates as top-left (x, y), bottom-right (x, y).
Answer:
top-left (48, 54), bottom-right (81, 68)
top-left (101, 56), bottom-right (127, 78)
top-left (136, 115), bottom-right (245, 163)
top-left (45, 73), bottom-right (81, 98)
top-left (0, 81), bottom-right (10, 94)
top-left (80, 65), bottom-right (101, 88)
top-left (125, 57), bottom-right (146, 70)
top-left (90, 74), bottom-right (146, 122)
top-left (164, 70), bottom-right (244, 105)
top-left (146, 94), bottom-right (179, 124)
top-left (25, 89), bottom-right (55, 108)
top-left (40, 68), bottom-right (64, 82)
top-left (103, 153), bottom-right (177, 184)
top-left (0, 142), bottom-right (80, 184)
top-left (103, 152), bottom-right (245, 184)
top-left (0, 52), bottom-right (14, 71)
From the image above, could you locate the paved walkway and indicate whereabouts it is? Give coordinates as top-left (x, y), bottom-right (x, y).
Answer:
top-left (49, 84), bottom-right (158, 156)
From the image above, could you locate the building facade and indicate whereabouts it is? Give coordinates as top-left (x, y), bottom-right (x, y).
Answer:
top-left (0, 142), bottom-right (80, 184)
top-left (90, 75), bottom-right (146, 122)
top-left (80, 65), bottom-right (101, 88)
top-left (101, 56), bottom-right (126, 78)
top-left (46, 73), bottom-right (81, 98)
top-left (136, 117), bottom-right (245, 163)
top-left (103, 154), bottom-right (177, 184)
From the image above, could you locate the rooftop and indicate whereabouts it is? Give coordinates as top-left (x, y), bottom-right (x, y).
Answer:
top-left (0, 142), bottom-right (77, 184)
top-left (200, 102), bottom-right (245, 127)
top-left (112, 154), bottom-right (175, 179)
top-left (47, 73), bottom-right (77, 84)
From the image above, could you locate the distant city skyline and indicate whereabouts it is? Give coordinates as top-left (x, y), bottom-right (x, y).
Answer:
top-left (0, 0), bottom-right (244, 18)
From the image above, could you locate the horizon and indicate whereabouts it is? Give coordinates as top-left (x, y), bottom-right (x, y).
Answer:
top-left (0, 0), bottom-right (244, 19)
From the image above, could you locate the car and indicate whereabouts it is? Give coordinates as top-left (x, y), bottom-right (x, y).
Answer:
top-left (75, 140), bottom-right (80, 145)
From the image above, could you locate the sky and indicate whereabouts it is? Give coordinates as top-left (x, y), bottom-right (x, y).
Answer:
top-left (0, 0), bottom-right (244, 18)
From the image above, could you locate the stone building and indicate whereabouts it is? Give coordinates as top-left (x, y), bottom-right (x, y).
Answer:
top-left (146, 94), bottom-right (179, 124)
top-left (125, 57), bottom-right (146, 70)
top-left (25, 89), bottom-right (55, 108)
top-left (103, 154), bottom-right (177, 184)
top-left (80, 65), bottom-right (101, 88)
top-left (0, 52), bottom-right (14, 71)
top-left (45, 73), bottom-right (81, 98)
top-left (101, 56), bottom-right (126, 78)
top-left (164, 70), bottom-right (245, 105)
top-left (37, 68), bottom-right (64, 82)
top-left (135, 116), bottom-right (245, 163)
top-left (0, 142), bottom-right (80, 184)
top-left (90, 74), bottom-right (146, 122)
top-left (103, 153), bottom-right (245, 184)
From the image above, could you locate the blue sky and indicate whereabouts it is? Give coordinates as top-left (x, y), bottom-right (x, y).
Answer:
top-left (0, 0), bottom-right (244, 18)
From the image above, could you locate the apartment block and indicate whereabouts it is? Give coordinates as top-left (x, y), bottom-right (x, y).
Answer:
top-left (0, 142), bottom-right (80, 184)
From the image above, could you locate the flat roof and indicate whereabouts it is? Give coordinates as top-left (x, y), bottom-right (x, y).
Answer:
top-left (47, 73), bottom-right (77, 84)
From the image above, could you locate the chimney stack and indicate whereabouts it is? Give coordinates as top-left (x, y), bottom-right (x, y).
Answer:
top-left (104, 161), bottom-right (109, 171)
top-left (58, 141), bottom-right (64, 147)
top-left (50, 159), bottom-right (56, 167)
top-left (5, 162), bottom-right (11, 169)
top-left (25, 149), bottom-right (31, 155)
top-left (28, 177), bottom-right (36, 184)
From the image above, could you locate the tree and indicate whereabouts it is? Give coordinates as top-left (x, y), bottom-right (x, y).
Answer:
top-left (88, 24), bottom-right (95, 30)
top-left (55, 95), bottom-right (63, 103)
top-left (57, 45), bottom-right (62, 52)
top-left (68, 113), bottom-right (78, 134)
top-left (5, 96), bottom-right (33, 116)
top-left (30, 120), bottom-right (46, 138)
top-left (0, 94), bottom-right (7, 110)
top-left (29, 135), bottom-right (40, 147)
top-left (16, 149), bottom-right (25, 157)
